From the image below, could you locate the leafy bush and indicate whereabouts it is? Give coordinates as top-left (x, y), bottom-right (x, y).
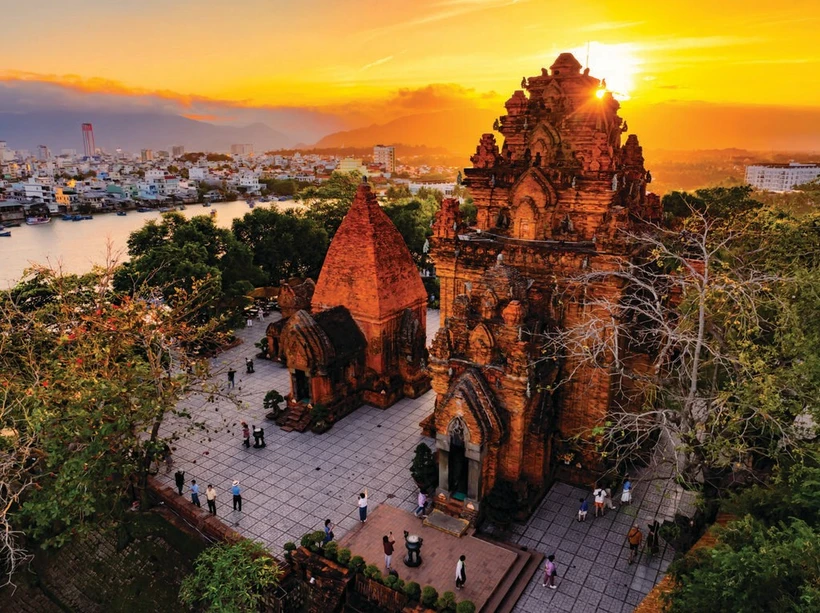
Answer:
top-left (383, 574), bottom-right (399, 589)
top-left (363, 564), bottom-right (383, 581)
top-left (283, 541), bottom-right (296, 558)
top-left (403, 581), bottom-right (421, 601)
top-left (337, 547), bottom-right (351, 566)
top-left (436, 590), bottom-right (457, 612)
top-left (263, 389), bottom-right (284, 411)
top-left (255, 336), bottom-right (270, 359)
top-left (323, 540), bottom-right (338, 561)
top-left (421, 585), bottom-right (439, 608)
top-left (456, 601), bottom-right (476, 613)
top-left (300, 530), bottom-right (325, 551)
top-left (179, 540), bottom-right (282, 612)
top-left (411, 443), bottom-right (437, 493)
top-left (348, 555), bottom-right (366, 574)
top-left (310, 403), bottom-right (330, 426)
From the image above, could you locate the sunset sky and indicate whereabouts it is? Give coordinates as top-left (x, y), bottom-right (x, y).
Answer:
top-left (2, 0), bottom-right (819, 151)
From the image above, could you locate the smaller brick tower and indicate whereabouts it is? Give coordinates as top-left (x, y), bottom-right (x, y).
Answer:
top-left (279, 178), bottom-right (430, 425)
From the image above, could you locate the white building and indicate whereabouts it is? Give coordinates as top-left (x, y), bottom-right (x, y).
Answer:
top-left (745, 162), bottom-right (820, 192)
top-left (373, 145), bottom-right (396, 173)
top-left (188, 167), bottom-right (209, 181)
top-left (339, 157), bottom-right (367, 175)
top-left (238, 173), bottom-right (261, 193)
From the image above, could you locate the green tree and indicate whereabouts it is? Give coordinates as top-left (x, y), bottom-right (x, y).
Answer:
top-left (179, 540), bottom-right (283, 612)
top-left (1, 264), bottom-right (229, 579)
top-left (386, 184), bottom-right (412, 201)
top-left (665, 451), bottom-right (820, 612)
top-left (114, 213), bottom-right (266, 320)
top-left (299, 171), bottom-right (360, 239)
top-left (383, 198), bottom-right (437, 267)
top-left (232, 208), bottom-right (328, 282)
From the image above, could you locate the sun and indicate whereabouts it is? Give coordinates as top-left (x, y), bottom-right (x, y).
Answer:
top-left (570, 42), bottom-right (641, 100)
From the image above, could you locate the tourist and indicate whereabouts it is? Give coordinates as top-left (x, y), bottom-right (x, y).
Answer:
top-left (245, 357), bottom-right (254, 374)
top-left (414, 490), bottom-right (428, 518)
top-left (246, 316), bottom-right (253, 328)
top-left (206, 484), bottom-right (217, 515)
top-left (174, 469), bottom-right (185, 496)
top-left (357, 488), bottom-right (368, 523)
top-left (605, 486), bottom-right (618, 511)
top-left (593, 485), bottom-right (607, 517)
top-left (577, 497), bottom-right (588, 522)
top-left (324, 519), bottom-right (334, 543)
top-left (257, 309), bottom-right (264, 321)
top-left (455, 555), bottom-right (466, 590)
top-left (241, 421), bottom-right (250, 448)
top-left (227, 367), bottom-right (236, 389)
top-left (252, 425), bottom-right (266, 448)
top-left (383, 532), bottom-right (396, 570)
top-left (231, 480), bottom-right (242, 512)
top-left (627, 524), bottom-right (643, 564)
top-left (190, 479), bottom-right (201, 507)
top-left (542, 554), bottom-right (558, 589)
top-left (621, 478), bottom-right (633, 505)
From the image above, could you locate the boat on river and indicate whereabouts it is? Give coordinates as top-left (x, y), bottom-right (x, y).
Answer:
top-left (116, 211), bottom-right (127, 216)
top-left (25, 216), bottom-right (51, 225)
top-left (137, 207), bottom-right (152, 213)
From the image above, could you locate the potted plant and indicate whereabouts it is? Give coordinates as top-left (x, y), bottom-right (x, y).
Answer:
top-left (309, 403), bottom-right (331, 433)
top-left (255, 336), bottom-right (270, 360)
top-left (264, 390), bottom-right (285, 420)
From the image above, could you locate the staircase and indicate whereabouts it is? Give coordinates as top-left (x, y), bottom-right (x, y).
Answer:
top-left (477, 539), bottom-right (544, 613)
top-left (278, 403), bottom-right (312, 432)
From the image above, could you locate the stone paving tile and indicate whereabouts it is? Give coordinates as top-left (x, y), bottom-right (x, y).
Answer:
top-left (158, 307), bottom-right (674, 612)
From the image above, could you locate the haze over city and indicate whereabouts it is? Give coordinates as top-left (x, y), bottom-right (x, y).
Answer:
top-left (3, 0), bottom-right (820, 152)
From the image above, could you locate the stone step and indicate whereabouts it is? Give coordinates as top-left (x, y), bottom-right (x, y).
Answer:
top-left (476, 538), bottom-right (544, 613)
top-left (423, 509), bottom-right (470, 537)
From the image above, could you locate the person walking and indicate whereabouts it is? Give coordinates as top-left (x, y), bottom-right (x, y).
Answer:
top-left (593, 485), bottom-right (607, 517)
top-left (252, 425), bottom-right (266, 448)
top-left (413, 490), bottom-right (428, 518)
top-left (357, 489), bottom-right (369, 523)
top-left (241, 421), bottom-right (250, 448)
top-left (383, 532), bottom-right (396, 570)
top-left (621, 478), bottom-right (633, 505)
top-left (542, 554), bottom-right (558, 589)
top-left (206, 484), bottom-right (217, 515)
top-left (627, 524), bottom-right (643, 564)
top-left (231, 480), bottom-right (242, 512)
top-left (257, 309), bottom-right (264, 321)
top-left (190, 479), bottom-right (201, 507)
top-left (246, 316), bottom-right (253, 328)
top-left (174, 469), bottom-right (185, 496)
top-left (605, 486), bottom-right (618, 511)
top-left (227, 368), bottom-right (236, 389)
top-left (324, 519), bottom-right (335, 543)
top-left (577, 497), bottom-right (589, 522)
top-left (245, 357), bottom-right (254, 374)
top-left (455, 555), bottom-right (466, 590)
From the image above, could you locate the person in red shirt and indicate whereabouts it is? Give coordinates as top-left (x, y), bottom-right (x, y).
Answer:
top-left (383, 532), bottom-right (396, 570)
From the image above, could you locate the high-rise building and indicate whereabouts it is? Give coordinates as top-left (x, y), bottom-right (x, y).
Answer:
top-left (230, 143), bottom-right (253, 156)
top-left (373, 145), bottom-right (396, 173)
top-left (171, 145), bottom-right (185, 158)
top-left (37, 145), bottom-right (51, 161)
top-left (81, 123), bottom-right (95, 157)
top-left (745, 162), bottom-right (820, 192)
top-left (141, 149), bottom-right (154, 162)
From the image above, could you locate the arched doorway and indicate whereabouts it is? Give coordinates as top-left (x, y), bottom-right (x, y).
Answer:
top-left (448, 418), bottom-right (469, 500)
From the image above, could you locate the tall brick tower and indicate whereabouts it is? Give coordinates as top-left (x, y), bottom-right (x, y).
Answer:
top-left (428, 53), bottom-right (660, 517)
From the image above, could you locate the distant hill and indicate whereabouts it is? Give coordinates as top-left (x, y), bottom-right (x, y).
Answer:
top-left (0, 111), bottom-right (291, 153)
top-left (314, 108), bottom-right (498, 156)
top-left (315, 103), bottom-right (820, 157)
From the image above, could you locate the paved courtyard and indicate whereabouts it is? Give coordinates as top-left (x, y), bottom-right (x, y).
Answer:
top-left (158, 309), bottom-right (676, 612)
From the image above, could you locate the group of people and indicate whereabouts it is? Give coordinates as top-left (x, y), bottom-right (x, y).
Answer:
top-left (240, 421), bottom-right (266, 448)
top-left (174, 470), bottom-right (244, 515)
top-left (579, 479), bottom-right (632, 522)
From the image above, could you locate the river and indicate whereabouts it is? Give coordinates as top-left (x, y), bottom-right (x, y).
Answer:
top-left (0, 200), bottom-right (303, 288)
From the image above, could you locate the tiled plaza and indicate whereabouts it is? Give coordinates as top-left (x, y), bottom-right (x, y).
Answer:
top-left (158, 309), bottom-right (676, 612)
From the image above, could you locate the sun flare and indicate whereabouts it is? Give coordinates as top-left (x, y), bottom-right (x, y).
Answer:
top-left (571, 42), bottom-right (640, 100)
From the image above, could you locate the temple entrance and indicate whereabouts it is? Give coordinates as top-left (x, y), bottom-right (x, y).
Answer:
top-left (294, 370), bottom-right (310, 403)
top-left (447, 423), bottom-right (469, 500)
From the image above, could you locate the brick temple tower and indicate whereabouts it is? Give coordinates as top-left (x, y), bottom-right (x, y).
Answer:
top-left (279, 178), bottom-right (430, 428)
top-left (428, 53), bottom-right (660, 517)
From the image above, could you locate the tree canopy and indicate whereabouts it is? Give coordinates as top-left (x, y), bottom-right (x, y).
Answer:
top-left (299, 171), bottom-right (360, 239)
